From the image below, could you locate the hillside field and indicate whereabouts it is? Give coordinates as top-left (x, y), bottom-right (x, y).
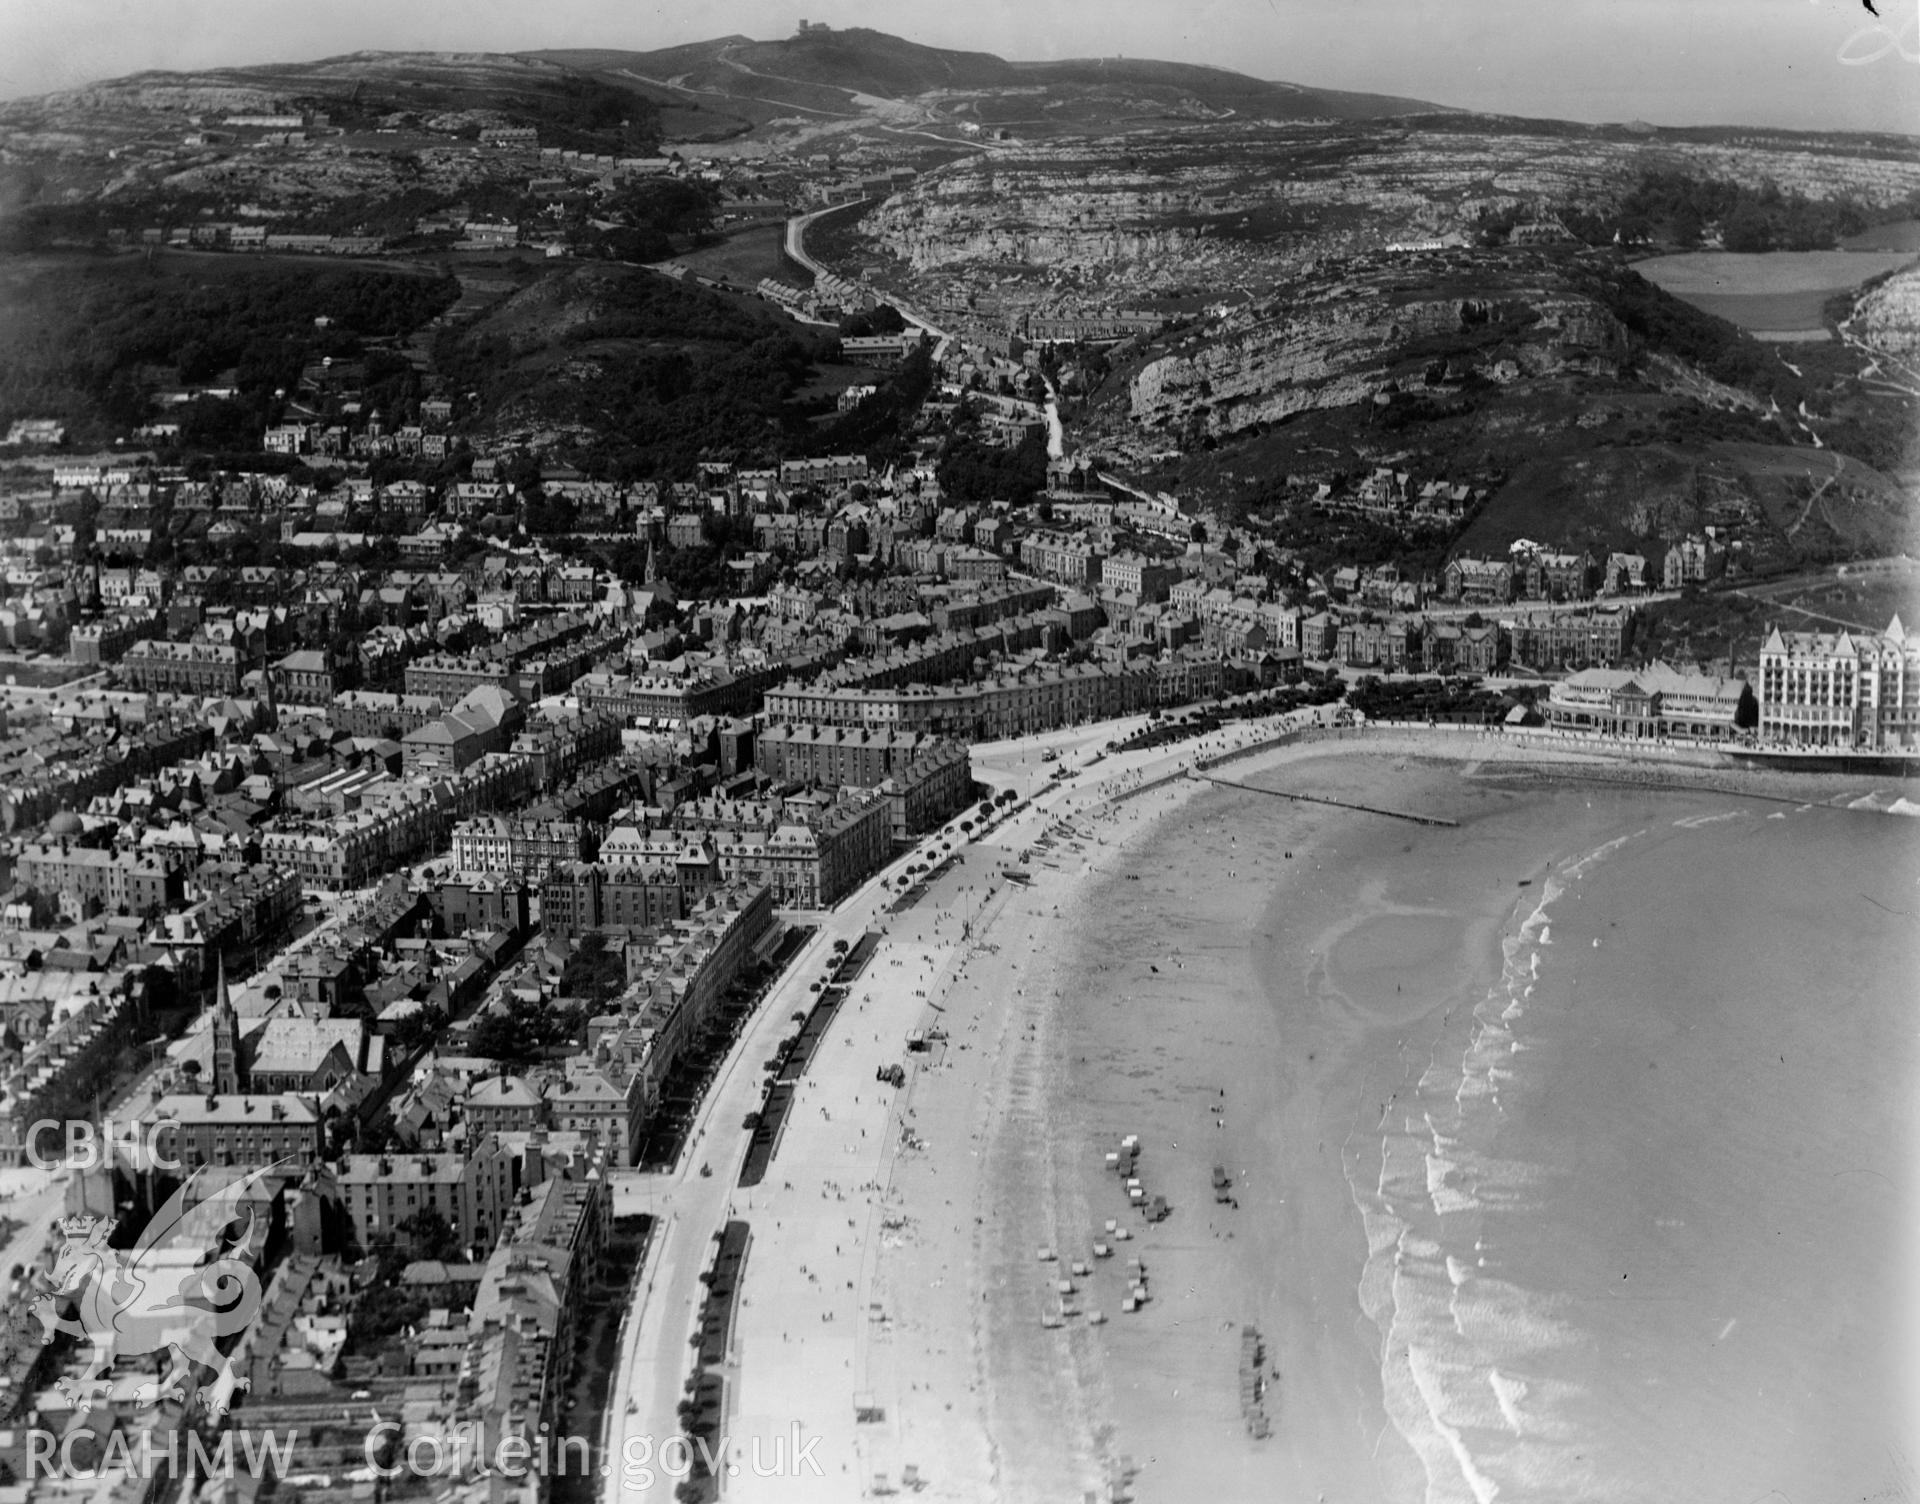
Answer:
top-left (1634, 249), bottom-right (1916, 333)
top-left (670, 223), bottom-right (809, 291)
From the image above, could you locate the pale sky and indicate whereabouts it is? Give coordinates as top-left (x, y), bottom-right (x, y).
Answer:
top-left (0, 0), bottom-right (1915, 134)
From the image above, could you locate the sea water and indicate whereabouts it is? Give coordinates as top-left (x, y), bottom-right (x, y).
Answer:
top-left (1344, 794), bottom-right (1919, 1503)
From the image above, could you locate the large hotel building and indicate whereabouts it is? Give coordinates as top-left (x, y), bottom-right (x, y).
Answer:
top-left (1757, 616), bottom-right (1920, 750)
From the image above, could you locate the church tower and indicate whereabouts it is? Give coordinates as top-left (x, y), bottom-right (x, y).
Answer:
top-left (210, 956), bottom-right (244, 1095)
top-left (640, 537), bottom-right (675, 608)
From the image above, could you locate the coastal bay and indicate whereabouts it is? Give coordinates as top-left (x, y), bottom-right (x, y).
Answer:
top-left (1030, 751), bottom-right (1919, 1503)
top-left (1028, 753), bottom-right (1626, 1501)
top-left (722, 729), bottom-right (1918, 1503)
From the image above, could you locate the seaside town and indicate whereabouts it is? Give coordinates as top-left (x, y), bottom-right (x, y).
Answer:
top-left (0, 360), bottom-right (1914, 1500)
top-left (0, 13), bottom-right (1915, 1504)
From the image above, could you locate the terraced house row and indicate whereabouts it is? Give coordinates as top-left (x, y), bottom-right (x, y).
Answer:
top-left (764, 658), bottom-right (1230, 740)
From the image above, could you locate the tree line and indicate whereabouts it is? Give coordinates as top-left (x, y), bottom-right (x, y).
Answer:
top-left (0, 256), bottom-right (457, 439)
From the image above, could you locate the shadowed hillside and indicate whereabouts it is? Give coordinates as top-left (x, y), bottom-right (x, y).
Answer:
top-left (532, 25), bottom-right (1446, 130)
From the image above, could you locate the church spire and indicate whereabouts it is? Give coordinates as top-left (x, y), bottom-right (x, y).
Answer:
top-left (211, 955), bottom-right (243, 1095)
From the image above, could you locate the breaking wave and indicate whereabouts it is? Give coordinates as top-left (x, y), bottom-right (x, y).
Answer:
top-left (1344, 835), bottom-right (1639, 1504)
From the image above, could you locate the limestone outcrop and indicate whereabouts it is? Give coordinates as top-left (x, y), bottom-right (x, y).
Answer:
top-left (1125, 260), bottom-right (1634, 438)
top-left (863, 123), bottom-right (1920, 285)
top-left (1850, 266), bottom-right (1920, 354)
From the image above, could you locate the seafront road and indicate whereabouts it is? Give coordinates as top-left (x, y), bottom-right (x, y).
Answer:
top-left (597, 762), bottom-right (1061, 1501)
top-left (599, 856), bottom-right (899, 1502)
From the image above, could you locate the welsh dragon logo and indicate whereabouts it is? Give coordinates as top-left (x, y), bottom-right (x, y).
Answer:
top-left (28, 1164), bottom-right (280, 1415)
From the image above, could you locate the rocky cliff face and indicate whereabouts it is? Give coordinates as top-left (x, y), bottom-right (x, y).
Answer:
top-left (1125, 257), bottom-right (1634, 438)
top-left (1851, 266), bottom-right (1920, 353)
top-left (866, 147), bottom-right (1230, 272)
top-left (864, 122), bottom-right (1920, 284)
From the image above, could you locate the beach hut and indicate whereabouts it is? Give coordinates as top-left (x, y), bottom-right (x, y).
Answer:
top-left (1056, 1279), bottom-right (1076, 1296)
top-left (1093, 1242), bottom-right (1111, 1259)
top-left (1071, 1260), bottom-right (1090, 1277)
top-left (1037, 1246), bottom-right (1057, 1262)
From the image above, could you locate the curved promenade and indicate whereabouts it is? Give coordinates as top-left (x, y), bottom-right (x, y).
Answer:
top-left (599, 708), bottom-right (1911, 1502)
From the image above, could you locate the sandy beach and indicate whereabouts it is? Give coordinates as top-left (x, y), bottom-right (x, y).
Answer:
top-left (713, 723), bottom-right (1919, 1504)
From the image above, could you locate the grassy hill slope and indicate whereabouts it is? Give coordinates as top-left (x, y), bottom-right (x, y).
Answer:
top-left (430, 263), bottom-right (826, 476)
top-left (531, 26), bottom-right (1445, 126)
